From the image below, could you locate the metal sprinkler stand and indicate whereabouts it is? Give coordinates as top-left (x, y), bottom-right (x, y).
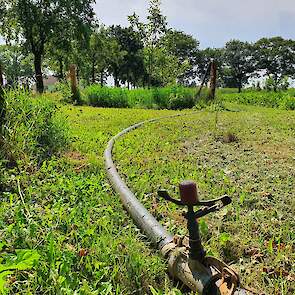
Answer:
top-left (158, 180), bottom-right (241, 295)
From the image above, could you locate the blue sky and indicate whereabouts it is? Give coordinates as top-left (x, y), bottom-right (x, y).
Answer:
top-left (94, 0), bottom-right (295, 48)
top-left (1, 0), bottom-right (295, 48)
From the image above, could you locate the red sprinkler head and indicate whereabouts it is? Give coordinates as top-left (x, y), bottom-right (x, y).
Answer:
top-left (179, 180), bottom-right (198, 205)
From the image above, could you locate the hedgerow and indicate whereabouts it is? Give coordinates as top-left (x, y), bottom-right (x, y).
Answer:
top-left (83, 85), bottom-right (197, 110)
top-left (82, 85), bottom-right (295, 110)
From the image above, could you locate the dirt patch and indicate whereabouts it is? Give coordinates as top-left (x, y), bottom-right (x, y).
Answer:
top-left (64, 151), bottom-right (89, 172)
top-left (64, 151), bottom-right (87, 162)
top-left (252, 143), bottom-right (294, 160)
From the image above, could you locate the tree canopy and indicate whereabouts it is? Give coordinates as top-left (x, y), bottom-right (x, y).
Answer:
top-left (254, 37), bottom-right (295, 91)
top-left (223, 40), bottom-right (256, 92)
top-left (0, 0), bottom-right (294, 92)
top-left (0, 0), bottom-right (96, 92)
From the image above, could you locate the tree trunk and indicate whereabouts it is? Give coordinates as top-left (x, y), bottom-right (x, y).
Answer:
top-left (114, 69), bottom-right (119, 87)
top-left (0, 64), bottom-right (4, 87)
top-left (34, 52), bottom-right (44, 93)
top-left (273, 74), bottom-right (279, 92)
top-left (69, 64), bottom-right (81, 104)
top-left (58, 58), bottom-right (64, 81)
top-left (100, 70), bottom-right (104, 87)
top-left (238, 82), bottom-right (242, 93)
top-left (148, 51), bottom-right (152, 89)
top-left (91, 56), bottom-right (96, 84)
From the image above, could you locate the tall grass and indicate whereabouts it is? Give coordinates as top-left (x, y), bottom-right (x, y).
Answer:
top-left (83, 85), bottom-right (197, 110)
top-left (0, 88), bottom-right (69, 166)
top-left (77, 84), bottom-right (295, 110)
top-left (219, 90), bottom-right (295, 110)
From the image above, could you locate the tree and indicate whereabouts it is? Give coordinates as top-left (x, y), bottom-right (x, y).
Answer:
top-left (150, 47), bottom-right (189, 85)
top-left (87, 27), bottom-right (110, 86)
top-left (46, 28), bottom-right (73, 81)
top-left (0, 45), bottom-right (34, 87)
top-left (108, 25), bottom-right (144, 88)
top-left (162, 30), bottom-right (199, 85)
top-left (223, 40), bottom-right (256, 92)
top-left (0, 0), bottom-right (95, 93)
top-left (254, 37), bottom-right (295, 91)
top-left (106, 37), bottom-right (126, 87)
top-left (129, 0), bottom-right (168, 87)
top-left (195, 47), bottom-right (224, 87)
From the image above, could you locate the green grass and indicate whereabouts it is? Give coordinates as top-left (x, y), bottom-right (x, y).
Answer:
top-left (82, 85), bottom-right (196, 110)
top-left (219, 90), bottom-right (295, 110)
top-left (1, 101), bottom-right (183, 294)
top-left (114, 104), bottom-right (295, 294)
top-left (81, 85), bottom-right (295, 111)
top-left (1, 90), bottom-right (294, 294)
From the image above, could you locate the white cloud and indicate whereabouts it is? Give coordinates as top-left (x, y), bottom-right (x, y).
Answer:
top-left (93, 0), bottom-right (295, 47)
top-left (1, 1), bottom-right (294, 48)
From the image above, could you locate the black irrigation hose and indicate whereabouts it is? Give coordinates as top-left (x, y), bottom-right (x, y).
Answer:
top-left (104, 112), bottom-right (197, 249)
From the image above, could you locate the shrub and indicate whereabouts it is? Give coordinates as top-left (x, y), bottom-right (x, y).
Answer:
top-left (84, 85), bottom-right (128, 108)
top-left (0, 88), bottom-right (69, 166)
top-left (279, 94), bottom-right (295, 110)
top-left (168, 87), bottom-right (196, 110)
top-left (219, 90), bottom-right (295, 110)
top-left (81, 85), bottom-right (295, 110)
top-left (83, 85), bottom-right (197, 110)
top-left (126, 88), bottom-right (155, 108)
top-left (54, 81), bottom-right (73, 103)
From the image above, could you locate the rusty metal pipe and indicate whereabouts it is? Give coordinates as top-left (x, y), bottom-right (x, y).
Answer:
top-left (104, 113), bottom-right (254, 295)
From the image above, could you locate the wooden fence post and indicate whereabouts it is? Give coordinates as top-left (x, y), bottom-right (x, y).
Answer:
top-left (69, 64), bottom-right (80, 104)
top-left (208, 59), bottom-right (217, 101)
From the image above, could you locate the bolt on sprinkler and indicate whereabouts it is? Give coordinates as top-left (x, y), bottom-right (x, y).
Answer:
top-left (158, 180), bottom-right (240, 295)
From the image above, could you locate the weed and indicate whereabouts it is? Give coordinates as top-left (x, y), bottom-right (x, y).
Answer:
top-left (0, 104), bottom-right (182, 294)
top-left (84, 85), bottom-right (129, 108)
top-left (1, 92), bottom-right (294, 294)
top-left (82, 86), bottom-right (295, 111)
top-left (220, 131), bottom-right (238, 143)
top-left (0, 89), bottom-right (68, 165)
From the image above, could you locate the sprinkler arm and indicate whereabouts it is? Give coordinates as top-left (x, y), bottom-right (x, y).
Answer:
top-left (158, 189), bottom-right (232, 218)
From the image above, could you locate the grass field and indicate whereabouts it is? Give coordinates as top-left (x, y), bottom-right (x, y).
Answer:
top-left (113, 104), bottom-right (295, 294)
top-left (1, 99), bottom-right (294, 294)
top-left (0, 104), bottom-right (181, 294)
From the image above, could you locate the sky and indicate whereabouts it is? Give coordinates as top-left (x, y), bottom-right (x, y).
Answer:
top-left (94, 0), bottom-right (295, 48)
top-left (1, 0), bottom-right (294, 48)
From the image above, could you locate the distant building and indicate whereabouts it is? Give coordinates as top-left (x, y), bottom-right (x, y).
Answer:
top-left (43, 75), bottom-right (59, 91)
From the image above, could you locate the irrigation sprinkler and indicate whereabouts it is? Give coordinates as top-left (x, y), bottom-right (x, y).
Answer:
top-left (159, 181), bottom-right (241, 294)
top-left (105, 114), bottom-right (254, 295)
